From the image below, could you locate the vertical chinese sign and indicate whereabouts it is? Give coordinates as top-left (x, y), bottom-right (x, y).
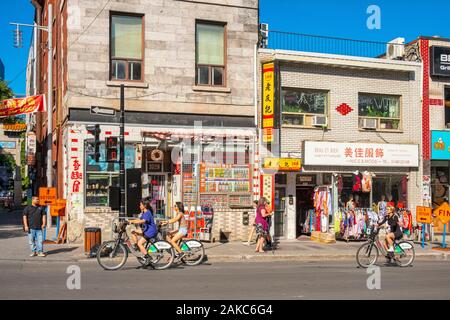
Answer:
top-left (71, 157), bottom-right (82, 194)
top-left (260, 174), bottom-right (275, 212)
top-left (262, 62), bottom-right (275, 143)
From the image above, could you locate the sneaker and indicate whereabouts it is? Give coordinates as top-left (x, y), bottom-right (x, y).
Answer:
top-left (29, 252), bottom-right (37, 257)
top-left (176, 252), bottom-right (186, 260)
top-left (37, 252), bottom-right (46, 257)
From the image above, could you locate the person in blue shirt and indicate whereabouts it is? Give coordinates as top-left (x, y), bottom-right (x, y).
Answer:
top-left (128, 197), bottom-right (158, 264)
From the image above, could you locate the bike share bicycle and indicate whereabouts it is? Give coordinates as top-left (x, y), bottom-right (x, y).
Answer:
top-left (96, 219), bottom-right (174, 271)
top-left (356, 225), bottom-right (415, 268)
top-left (160, 224), bottom-right (206, 266)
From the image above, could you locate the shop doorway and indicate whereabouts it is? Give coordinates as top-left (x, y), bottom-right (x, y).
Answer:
top-left (148, 173), bottom-right (168, 218)
top-left (274, 187), bottom-right (286, 237)
top-left (296, 186), bottom-right (314, 237)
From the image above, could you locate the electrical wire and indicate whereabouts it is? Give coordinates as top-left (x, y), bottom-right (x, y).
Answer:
top-left (68, 0), bottom-right (112, 49)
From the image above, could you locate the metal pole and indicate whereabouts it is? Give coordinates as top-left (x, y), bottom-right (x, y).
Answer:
top-left (119, 84), bottom-right (125, 218)
top-left (46, 4), bottom-right (53, 229)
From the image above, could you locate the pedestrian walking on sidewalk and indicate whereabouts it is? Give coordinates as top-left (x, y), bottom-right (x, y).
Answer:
top-left (23, 196), bottom-right (47, 257)
top-left (255, 197), bottom-right (271, 253)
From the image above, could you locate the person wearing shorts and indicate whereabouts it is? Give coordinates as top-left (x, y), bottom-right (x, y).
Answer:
top-left (377, 205), bottom-right (403, 260)
top-left (128, 197), bottom-right (158, 264)
top-left (161, 202), bottom-right (188, 259)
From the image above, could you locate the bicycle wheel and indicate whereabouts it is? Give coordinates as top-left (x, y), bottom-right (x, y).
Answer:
top-left (356, 242), bottom-right (379, 268)
top-left (147, 240), bottom-right (174, 270)
top-left (97, 241), bottom-right (128, 271)
top-left (395, 241), bottom-right (415, 267)
top-left (181, 240), bottom-right (205, 266)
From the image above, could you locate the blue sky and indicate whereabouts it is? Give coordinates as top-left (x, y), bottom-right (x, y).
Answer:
top-left (1, 0), bottom-right (450, 96)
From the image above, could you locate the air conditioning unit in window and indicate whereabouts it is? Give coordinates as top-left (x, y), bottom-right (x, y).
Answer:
top-left (312, 115), bottom-right (327, 127)
top-left (362, 118), bottom-right (378, 130)
top-left (386, 37), bottom-right (405, 60)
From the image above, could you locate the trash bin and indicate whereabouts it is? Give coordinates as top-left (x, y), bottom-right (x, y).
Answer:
top-left (84, 227), bottom-right (101, 257)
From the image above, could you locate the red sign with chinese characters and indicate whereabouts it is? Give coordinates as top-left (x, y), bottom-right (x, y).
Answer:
top-left (71, 158), bottom-right (82, 193)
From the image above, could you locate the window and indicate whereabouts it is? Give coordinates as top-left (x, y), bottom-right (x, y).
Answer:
top-left (445, 88), bottom-right (450, 128)
top-left (196, 22), bottom-right (226, 86)
top-left (281, 88), bottom-right (328, 127)
top-left (358, 93), bottom-right (401, 131)
top-left (110, 14), bottom-right (143, 81)
top-left (85, 141), bottom-right (136, 207)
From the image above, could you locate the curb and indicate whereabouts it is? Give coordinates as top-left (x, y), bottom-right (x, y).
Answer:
top-left (204, 252), bottom-right (450, 263)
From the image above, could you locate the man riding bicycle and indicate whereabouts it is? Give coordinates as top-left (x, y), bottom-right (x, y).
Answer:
top-left (128, 197), bottom-right (158, 265)
top-left (377, 205), bottom-right (402, 261)
top-left (160, 202), bottom-right (187, 260)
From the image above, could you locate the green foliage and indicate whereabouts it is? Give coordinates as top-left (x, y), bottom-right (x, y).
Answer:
top-left (0, 80), bottom-right (13, 100)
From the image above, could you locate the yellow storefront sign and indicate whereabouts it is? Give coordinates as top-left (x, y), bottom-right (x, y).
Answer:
top-left (263, 158), bottom-right (301, 171)
top-left (262, 62), bottom-right (275, 128)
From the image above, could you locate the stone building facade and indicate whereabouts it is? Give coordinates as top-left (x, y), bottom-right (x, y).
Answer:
top-left (33, 0), bottom-right (259, 243)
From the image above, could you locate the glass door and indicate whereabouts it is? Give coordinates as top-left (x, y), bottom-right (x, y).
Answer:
top-left (274, 187), bottom-right (286, 237)
top-left (148, 173), bottom-right (168, 219)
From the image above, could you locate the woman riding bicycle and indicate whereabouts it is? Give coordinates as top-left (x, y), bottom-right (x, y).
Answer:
top-left (161, 202), bottom-right (188, 260)
top-left (377, 205), bottom-right (402, 260)
top-left (128, 197), bottom-right (158, 265)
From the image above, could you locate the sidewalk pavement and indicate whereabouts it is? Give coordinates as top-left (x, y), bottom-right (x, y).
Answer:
top-left (2, 207), bottom-right (449, 263)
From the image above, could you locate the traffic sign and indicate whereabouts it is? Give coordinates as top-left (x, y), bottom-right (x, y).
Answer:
top-left (433, 202), bottom-right (450, 224)
top-left (39, 187), bottom-right (57, 205)
top-left (90, 106), bottom-right (116, 116)
top-left (416, 206), bottom-right (432, 224)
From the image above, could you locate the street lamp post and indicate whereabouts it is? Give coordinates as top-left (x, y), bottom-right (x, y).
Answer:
top-left (11, 3), bottom-right (53, 228)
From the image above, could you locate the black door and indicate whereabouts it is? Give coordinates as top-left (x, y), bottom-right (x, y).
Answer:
top-left (126, 169), bottom-right (142, 216)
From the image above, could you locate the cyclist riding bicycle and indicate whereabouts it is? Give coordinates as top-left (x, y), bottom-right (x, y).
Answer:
top-left (160, 202), bottom-right (187, 260)
top-left (128, 197), bottom-right (158, 265)
top-left (377, 205), bottom-right (402, 261)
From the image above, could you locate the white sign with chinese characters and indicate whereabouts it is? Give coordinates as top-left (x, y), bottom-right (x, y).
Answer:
top-left (304, 141), bottom-right (419, 167)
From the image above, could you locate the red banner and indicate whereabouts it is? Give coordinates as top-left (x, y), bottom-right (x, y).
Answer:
top-left (0, 95), bottom-right (46, 117)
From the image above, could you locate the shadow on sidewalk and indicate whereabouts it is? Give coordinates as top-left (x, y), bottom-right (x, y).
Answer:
top-left (45, 247), bottom-right (79, 256)
top-left (0, 229), bottom-right (27, 240)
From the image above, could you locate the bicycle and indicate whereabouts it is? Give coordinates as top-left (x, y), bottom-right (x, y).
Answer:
top-left (356, 225), bottom-right (415, 268)
top-left (96, 219), bottom-right (174, 271)
top-left (163, 229), bottom-right (205, 266)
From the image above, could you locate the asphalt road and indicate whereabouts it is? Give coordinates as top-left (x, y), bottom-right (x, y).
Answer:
top-left (0, 259), bottom-right (449, 300)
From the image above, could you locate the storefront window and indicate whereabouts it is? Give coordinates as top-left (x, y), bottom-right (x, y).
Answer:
top-left (358, 93), bottom-right (401, 131)
top-left (85, 141), bottom-right (136, 207)
top-left (281, 88), bottom-right (328, 127)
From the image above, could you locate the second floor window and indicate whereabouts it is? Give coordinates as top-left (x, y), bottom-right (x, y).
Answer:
top-left (110, 14), bottom-right (143, 81)
top-left (358, 93), bottom-right (401, 131)
top-left (196, 22), bottom-right (226, 86)
top-left (281, 88), bottom-right (328, 127)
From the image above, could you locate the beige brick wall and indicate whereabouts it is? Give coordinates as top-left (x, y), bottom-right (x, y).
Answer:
top-left (257, 50), bottom-right (424, 220)
top-left (66, 0), bottom-right (258, 118)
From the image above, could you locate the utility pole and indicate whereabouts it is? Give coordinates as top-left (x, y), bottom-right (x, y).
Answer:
top-left (46, 4), bottom-right (53, 193)
top-left (10, 4), bottom-right (53, 228)
top-left (119, 84), bottom-right (125, 219)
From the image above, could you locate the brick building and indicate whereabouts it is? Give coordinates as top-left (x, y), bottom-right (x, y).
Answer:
top-left (31, 0), bottom-right (259, 243)
top-left (409, 36), bottom-right (450, 235)
top-left (258, 47), bottom-right (423, 240)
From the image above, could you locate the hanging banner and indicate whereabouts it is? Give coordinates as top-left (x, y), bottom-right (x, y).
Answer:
top-left (260, 174), bottom-right (274, 212)
top-left (0, 95), bottom-right (46, 118)
top-left (262, 62), bottom-right (275, 143)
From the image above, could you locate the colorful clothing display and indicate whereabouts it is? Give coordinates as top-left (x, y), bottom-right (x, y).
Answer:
top-left (361, 172), bottom-right (372, 193)
top-left (334, 208), bottom-right (379, 241)
top-left (313, 187), bottom-right (332, 233)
